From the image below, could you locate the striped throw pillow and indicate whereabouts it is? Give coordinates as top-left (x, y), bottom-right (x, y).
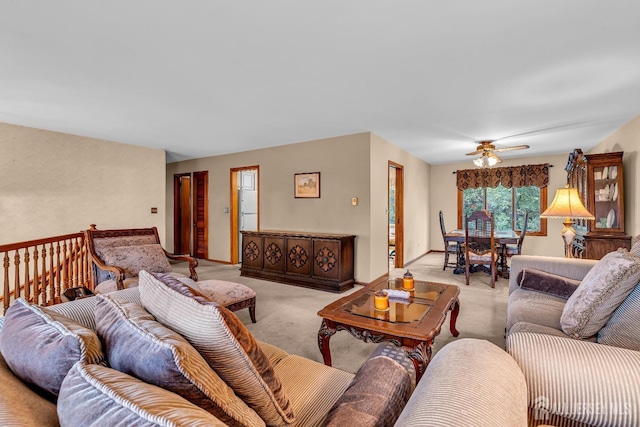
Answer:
top-left (0, 299), bottom-right (104, 396)
top-left (94, 293), bottom-right (263, 427)
top-left (139, 271), bottom-right (294, 426)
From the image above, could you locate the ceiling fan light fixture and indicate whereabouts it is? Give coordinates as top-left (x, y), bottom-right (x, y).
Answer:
top-left (473, 152), bottom-right (499, 168)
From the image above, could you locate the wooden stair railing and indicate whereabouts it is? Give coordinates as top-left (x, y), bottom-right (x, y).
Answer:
top-left (0, 232), bottom-right (92, 314)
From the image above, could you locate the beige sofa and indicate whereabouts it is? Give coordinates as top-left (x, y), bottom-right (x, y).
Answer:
top-left (506, 254), bottom-right (640, 427)
top-left (0, 271), bottom-right (530, 427)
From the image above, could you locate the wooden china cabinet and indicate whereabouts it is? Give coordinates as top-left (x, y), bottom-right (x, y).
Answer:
top-left (566, 149), bottom-right (631, 259)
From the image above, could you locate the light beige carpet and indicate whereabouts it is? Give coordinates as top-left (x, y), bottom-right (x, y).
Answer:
top-left (172, 252), bottom-right (509, 379)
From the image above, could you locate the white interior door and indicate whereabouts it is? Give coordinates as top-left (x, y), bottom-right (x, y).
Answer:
top-left (238, 170), bottom-right (258, 260)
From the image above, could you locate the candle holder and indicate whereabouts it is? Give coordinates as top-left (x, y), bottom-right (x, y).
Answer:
top-left (403, 270), bottom-right (414, 291)
top-left (374, 290), bottom-right (389, 311)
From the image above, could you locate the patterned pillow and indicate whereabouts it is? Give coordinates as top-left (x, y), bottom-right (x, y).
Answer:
top-left (0, 299), bottom-right (104, 396)
top-left (561, 249), bottom-right (640, 338)
top-left (631, 236), bottom-right (640, 258)
top-left (138, 271), bottom-right (295, 426)
top-left (597, 284), bottom-right (640, 350)
top-left (94, 293), bottom-right (263, 427)
top-left (100, 243), bottom-right (172, 278)
top-left (323, 356), bottom-right (411, 427)
top-left (58, 362), bottom-right (228, 427)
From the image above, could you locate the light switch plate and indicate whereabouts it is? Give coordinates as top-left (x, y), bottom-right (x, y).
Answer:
top-left (351, 197), bottom-right (358, 206)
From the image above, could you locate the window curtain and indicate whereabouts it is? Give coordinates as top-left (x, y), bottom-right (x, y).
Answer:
top-left (456, 164), bottom-right (549, 190)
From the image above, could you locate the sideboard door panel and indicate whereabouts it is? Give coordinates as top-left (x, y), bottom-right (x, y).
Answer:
top-left (286, 238), bottom-right (312, 276)
top-left (312, 240), bottom-right (340, 281)
top-left (241, 235), bottom-right (263, 269)
top-left (262, 237), bottom-right (285, 272)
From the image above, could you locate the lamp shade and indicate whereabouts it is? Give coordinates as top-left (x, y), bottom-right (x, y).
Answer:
top-left (540, 186), bottom-right (594, 220)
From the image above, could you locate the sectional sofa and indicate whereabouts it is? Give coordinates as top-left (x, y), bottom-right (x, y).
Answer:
top-left (0, 270), bottom-right (528, 427)
top-left (1, 246), bottom-right (639, 426)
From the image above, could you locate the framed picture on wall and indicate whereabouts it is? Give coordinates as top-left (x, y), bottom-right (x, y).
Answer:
top-left (294, 172), bottom-right (321, 198)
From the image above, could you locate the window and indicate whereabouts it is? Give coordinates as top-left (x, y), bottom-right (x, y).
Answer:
top-left (458, 185), bottom-right (547, 235)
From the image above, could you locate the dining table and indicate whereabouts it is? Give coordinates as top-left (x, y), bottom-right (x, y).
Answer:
top-left (444, 229), bottom-right (519, 278)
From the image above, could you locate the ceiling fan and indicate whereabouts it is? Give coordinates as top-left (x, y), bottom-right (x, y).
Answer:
top-left (466, 140), bottom-right (530, 167)
top-left (456, 121), bottom-right (596, 168)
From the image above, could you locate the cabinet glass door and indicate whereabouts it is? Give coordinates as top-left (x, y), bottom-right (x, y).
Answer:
top-left (592, 165), bottom-right (621, 231)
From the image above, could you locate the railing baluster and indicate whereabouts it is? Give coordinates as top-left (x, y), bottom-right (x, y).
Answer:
top-left (23, 250), bottom-right (31, 302)
top-left (55, 242), bottom-right (61, 304)
top-left (49, 243), bottom-right (55, 306)
top-left (41, 244), bottom-right (47, 306)
top-left (13, 251), bottom-right (21, 301)
top-left (33, 247), bottom-right (40, 306)
top-left (3, 252), bottom-right (9, 314)
top-left (0, 231), bottom-right (91, 309)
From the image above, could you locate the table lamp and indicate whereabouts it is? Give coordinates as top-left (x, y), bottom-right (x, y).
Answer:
top-left (540, 185), bottom-right (594, 258)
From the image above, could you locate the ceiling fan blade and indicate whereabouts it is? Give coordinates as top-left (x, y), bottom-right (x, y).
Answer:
top-left (495, 121), bottom-right (591, 142)
top-left (493, 144), bottom-right (530, 153)
top-left (487, 152), bottom-right (503, 163)
top-left (465, 149), bottom-right (484, 156)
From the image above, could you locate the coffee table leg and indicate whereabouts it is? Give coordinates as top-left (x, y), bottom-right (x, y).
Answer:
top-left (450, 299), bottom-right (460, 337)
top-left (318, 319), bottom-right (336, 366)
top-left (403, 341), bottom-right (431, 383)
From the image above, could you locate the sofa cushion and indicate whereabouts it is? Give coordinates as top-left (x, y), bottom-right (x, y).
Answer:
top-left (94, 293), bottom-right (264, 427)
top-left (322, 356), bottom-right (411, 427)
top-left (44, 287), bottom-right (141, 330)
top-left (561, 249), bottom-right (640, 338)
top-left (395, 338), bottom-right (528, 427)
top-left (271, 354), bottom-right (354, 427)
top-left (58, 362), bottom-right (228, 427)
top-left (139, 270), bottom-right (294, 426)
top-left (507, 331), bottom-right (640, 427)
top-left (597, 284), bottom-right (640, 351)
top-left (0, 353), bottom-right (58, 427)
top-left (517, 268), bottom-right (580, 299)
top-left (0, 299), bottom-right (104, 397)
top-left (100, 243), bottom-right (172, 278)
top-left (506, 288), bottom-right (566, 334)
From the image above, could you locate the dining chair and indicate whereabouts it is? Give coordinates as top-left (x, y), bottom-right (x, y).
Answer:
top-left (439, 210), bottom-right (458, 270)
top-left (464, 210), bottom-right (499, 288)
top-left (504, 211), bottom-right (529, 261)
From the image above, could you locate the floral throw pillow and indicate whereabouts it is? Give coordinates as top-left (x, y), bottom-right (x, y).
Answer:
top-left (561, 249), bottom-right (640, 338)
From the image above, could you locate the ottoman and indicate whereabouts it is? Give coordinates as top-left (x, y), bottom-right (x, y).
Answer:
top-left (197, 279), bottom-right (257, 323)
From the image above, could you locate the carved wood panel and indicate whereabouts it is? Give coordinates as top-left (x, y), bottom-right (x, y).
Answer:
top-left (313, 240), bottom-right (340, 280)
top-left (263, 236), bottom-right (285, 272)
top-left (286, 238), bottom-right (312, 276)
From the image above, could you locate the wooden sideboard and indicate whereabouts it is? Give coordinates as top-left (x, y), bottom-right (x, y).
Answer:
top-left (240, 230), bottom-right (356, 293)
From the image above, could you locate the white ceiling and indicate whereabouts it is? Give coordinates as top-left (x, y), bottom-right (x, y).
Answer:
top-left (1, 1), bottom-right (639, 164)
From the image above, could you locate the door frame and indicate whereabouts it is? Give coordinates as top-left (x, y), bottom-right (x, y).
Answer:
top-left (230, 166), bottom-right (260, 264)
top-left (173, 173), bottom-right (191, 254)
top-left (389, 161), bottom-right (404, 268)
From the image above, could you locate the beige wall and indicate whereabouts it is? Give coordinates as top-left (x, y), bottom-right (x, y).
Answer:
top-left (166, 133), bottom-right (373, 280)
top-left (429, 154), bottom-right (570, 258)
top-left (370, 134), bottom-right (430, 280)
top-left (0, 122), bottom-right (166, 245)
top-left (166, 132), bottom-right (430, 283)
top-left (588, 114), bottom-right (639, 237)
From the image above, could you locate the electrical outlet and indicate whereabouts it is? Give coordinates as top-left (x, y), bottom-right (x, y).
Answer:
top-left (351, 197), bottom-right (358, 206)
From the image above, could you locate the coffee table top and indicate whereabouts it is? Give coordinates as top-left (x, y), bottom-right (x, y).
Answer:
top-left (318, 277), bottom-right (460, 342)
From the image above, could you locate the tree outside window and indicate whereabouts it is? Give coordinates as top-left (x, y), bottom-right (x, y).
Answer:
top-left (460, 185), bottom-right (545, 234)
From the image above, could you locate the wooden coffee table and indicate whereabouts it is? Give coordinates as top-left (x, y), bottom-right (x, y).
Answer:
top-left (317, 277), bottom-right (460, 383)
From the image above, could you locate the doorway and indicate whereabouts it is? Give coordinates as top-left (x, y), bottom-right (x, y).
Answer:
top-left (389, 162), bottom-right (404, 270)
top-left (173, 171), bottom-right (209, 258)
top-left (230, 166), bottom-right (259, 264)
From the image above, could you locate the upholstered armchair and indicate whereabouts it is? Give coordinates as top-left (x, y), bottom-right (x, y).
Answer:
top-left (85, 225), bottom-right (198, 292)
